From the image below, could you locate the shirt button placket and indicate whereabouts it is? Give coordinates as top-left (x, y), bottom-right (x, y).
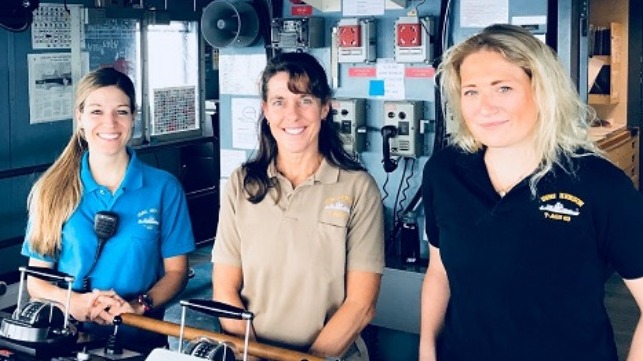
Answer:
top-left (99, 188), bottom-right (114, 209)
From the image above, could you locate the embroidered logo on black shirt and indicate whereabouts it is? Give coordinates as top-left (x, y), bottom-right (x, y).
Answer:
top-left (539, 192), bottom-right (584, 222)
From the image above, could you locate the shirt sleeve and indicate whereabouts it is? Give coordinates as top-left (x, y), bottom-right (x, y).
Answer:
top-left (346, 172), bottom-right (385, 274)
top-left (597, 165), bottom-right (643, 279)
top-left (159, 175), bottom-right (196, 258)
top-left (20, 220), bottom-right (55, 262)
top-left (422, 156), bottom-right (440, 248)
top-left (211, 168), bottom-right (243, 266)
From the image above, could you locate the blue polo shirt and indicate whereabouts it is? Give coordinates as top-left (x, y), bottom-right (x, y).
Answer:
top-left (22, 148), bottom-right (196, 299)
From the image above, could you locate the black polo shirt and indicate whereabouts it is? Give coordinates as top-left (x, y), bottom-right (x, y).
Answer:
top-left (422, 146), bottom-right (643, 361)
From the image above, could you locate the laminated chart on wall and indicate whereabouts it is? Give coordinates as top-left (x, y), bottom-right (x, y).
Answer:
top-left (152, 86), bottom-right (199, 136)
top-left (31, 3), bottom-right (85, 49)
top-left (85, 19), bottom-right (138, 75)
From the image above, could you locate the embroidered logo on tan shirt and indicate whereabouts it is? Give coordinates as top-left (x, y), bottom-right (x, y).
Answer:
top-left (323, 195), bottom-right (352, 219)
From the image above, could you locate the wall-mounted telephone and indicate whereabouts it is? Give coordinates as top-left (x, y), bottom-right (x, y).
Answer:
top-left (331, 98), bottom-right (366, 156)
top-left (381, 101), bottom-right (425, 169)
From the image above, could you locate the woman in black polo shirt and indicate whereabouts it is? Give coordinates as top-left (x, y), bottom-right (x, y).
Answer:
top-left (420, 24), bottom-right (643, 361)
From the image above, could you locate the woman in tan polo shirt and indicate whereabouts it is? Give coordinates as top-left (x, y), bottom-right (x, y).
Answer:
top-left (212, 52), bottom-right (385, 360)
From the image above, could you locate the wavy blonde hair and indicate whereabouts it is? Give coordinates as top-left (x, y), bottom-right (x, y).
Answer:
top-left (436, 24), bottom-right (598, 194)
top-left (27, 68), bottom-right (135, 256)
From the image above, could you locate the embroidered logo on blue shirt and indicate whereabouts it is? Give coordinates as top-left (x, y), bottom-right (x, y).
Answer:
top-left (137, 208), bottom-right (160, 230)
top-left (539, 192), bottom-right (584, 222)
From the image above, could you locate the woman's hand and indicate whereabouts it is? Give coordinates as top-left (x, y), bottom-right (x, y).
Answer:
top-left (83, 289), bottom-right (127, 325)
top-left (67, 289), bottom-right (111, 323)
top-left (102, 295), bottom-right (139, 318)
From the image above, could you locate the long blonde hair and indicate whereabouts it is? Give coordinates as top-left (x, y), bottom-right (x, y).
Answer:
top-left (436, 24), bottom-right (598, 194)
top-left (27, 68), bottom-right (135, 256)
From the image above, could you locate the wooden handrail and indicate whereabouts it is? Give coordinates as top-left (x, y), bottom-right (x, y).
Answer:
top-left (120, 313), bottom-right (325, 361)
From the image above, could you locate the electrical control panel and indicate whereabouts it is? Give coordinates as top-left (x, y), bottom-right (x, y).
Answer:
top-left (383, 100), bottom-right (424, 157)
top-left (332, 98), bottom-right (366, 155)
top-left (271, 17), bottom-right (325, 50)
top-left (337, 18), bottom-right (376, 63)
top-left (394, 16), bottom-right (434, 63)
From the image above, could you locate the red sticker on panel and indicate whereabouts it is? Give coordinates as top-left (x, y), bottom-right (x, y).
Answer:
top-left (291, 5), bottom-right (313, 16)
top-left (405, 67), bottom-right (435, 78)
top-left (348, 67), bottom-right (377, 77)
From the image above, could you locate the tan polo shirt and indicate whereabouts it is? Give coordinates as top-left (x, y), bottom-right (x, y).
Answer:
top-left (213, 158), bottom-right (384, 349)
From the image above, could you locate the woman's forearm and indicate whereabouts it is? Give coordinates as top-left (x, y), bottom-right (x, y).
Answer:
top-left (627, 317), bottom-right (643, 360)
top-left (419, 246), bottom-right (450, 361)
top-left (309, 271), bottom-right (380, 357)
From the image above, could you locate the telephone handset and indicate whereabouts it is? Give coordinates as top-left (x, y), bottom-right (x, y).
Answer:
top-left (381, 125), bottom-right (398, 173)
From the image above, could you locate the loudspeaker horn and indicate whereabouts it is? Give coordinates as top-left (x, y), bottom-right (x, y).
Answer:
top-left (201, 0), bottom-right (260, 48)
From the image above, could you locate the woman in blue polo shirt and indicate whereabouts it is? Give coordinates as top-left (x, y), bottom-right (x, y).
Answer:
top-left (420, 24), bottom-right (643, 361)
top-left (21, 67), bottom-right (195, 351)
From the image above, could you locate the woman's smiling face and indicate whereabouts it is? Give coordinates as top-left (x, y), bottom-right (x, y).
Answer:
top-left (77, 85), bottom-right (133, 157)
top-left (459, 50), bottom-right (539, 151)
top-left (261, 71), bottom-right (329, 157)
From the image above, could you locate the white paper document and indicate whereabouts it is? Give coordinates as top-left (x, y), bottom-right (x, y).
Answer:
top-left (231, 97), bottom-right (261, 150)
top-left (220, 149), bottom-right (248, 178)
top-left (27, 52), bottom-right (88, 124)
top-left (460, 0), bottom-right (508, 28)
top-left (220, 54), bottom-right (266, 96)
top-left (343, 0), bottom-right (385, 16)
top-left (376, 58), bottom-right (406, 100)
